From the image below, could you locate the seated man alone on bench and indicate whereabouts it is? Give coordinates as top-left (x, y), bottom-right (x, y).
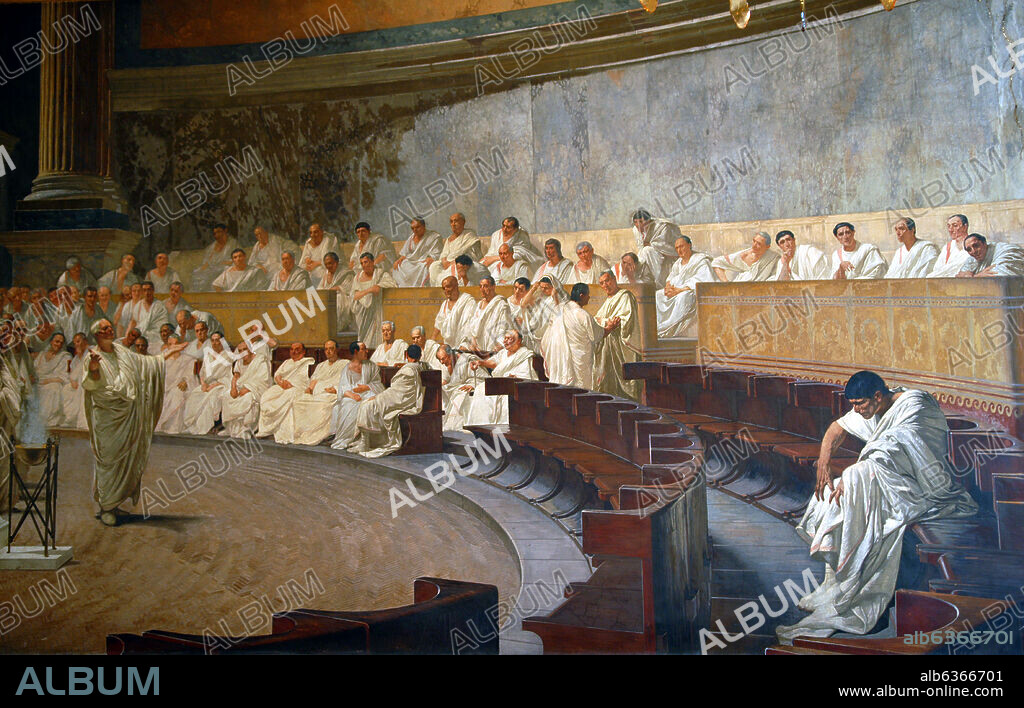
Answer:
top-left (777, 371), bottom-right (978, 643)
top-left (348, 344), bottom-right (424, 458)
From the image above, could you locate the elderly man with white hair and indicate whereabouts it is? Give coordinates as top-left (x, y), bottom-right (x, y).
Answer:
top-left (464, 329), bottom-right (538, 426)
top-left (348, 344), bottom-right (425, 458)
top-left (410, 325), bottom-right (440, 369)
top-left (438, 344), bottom-right (475, 431)
top-left (429, 213), bottom-right (485, 286)
top-left (81, 318), bottom-right (164, 526)
top-left (268, 251), bottom-right (313, 291)
top-left (57, 256), bottom-right (97, 290)
top-left (569, 241), bottom-right (611, 284)
top-left (631, 209), bottom-right (681, 286)
top-left (885, 218), bottom-right (939, 279)
top-left (956, 233), bottom-right (1024, 277)
top-left (370, 320), bottom-right (408, 366)
top-left (657, 236), bottom-right (717, 338)
top-left (712, 232), bottom-right (781, 282)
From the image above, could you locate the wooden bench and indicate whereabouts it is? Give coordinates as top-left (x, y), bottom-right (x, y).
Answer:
top-left (766, 589), bottom-right (1019, 655)
top-left (465, 377), bottom-right (709, 653)
top-left (626, 361), bottom-right (1024, 598)
top-left (522, 467), bottom-right (709, 653)
top-left (107, 577), bottom-right (498, 655)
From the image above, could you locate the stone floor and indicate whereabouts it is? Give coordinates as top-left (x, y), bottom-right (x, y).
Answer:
top-left (0, 435), bottom-right (522, 654)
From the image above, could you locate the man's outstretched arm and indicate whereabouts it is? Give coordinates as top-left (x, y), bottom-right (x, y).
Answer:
top-left (814, 419), bottom-right (848, 501)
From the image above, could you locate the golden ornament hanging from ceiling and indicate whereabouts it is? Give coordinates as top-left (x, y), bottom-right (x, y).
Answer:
top-left (730, 0), bottom-right (751, 29)
top-left (639, 0), bottom-right (658, 12)
top-left (880, 0), bottom-right (897, 9)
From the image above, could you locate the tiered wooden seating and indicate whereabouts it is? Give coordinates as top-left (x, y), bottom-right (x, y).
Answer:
top-left (625, 361), bottom-right (1024, 609)
top-left (766, 590), bottom-right (1018, 655)
top-left (466, 377), bottom-right (709, 653)
top-left (522, 467), bottom-right (709, 653)
top-left (107, 578), bottom-right (498, 655)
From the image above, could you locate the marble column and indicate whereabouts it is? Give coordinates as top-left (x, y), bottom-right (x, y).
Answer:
top-left (19, 0), bottom-right (128, 225)
top-left (2, 1), bottom-right (137, 286)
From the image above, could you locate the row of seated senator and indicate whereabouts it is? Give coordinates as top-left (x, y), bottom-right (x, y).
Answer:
top-left (44, 211), bottom-right (1024, 351)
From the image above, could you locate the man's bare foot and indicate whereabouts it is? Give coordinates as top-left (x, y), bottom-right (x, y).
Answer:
top-left (100, 511), bottom-right (118, 526)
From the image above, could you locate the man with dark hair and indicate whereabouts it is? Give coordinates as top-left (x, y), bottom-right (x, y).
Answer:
top-left (613, 252), bottom-right (655, 284)
top-left (886, 217), bottom-right (938, 278)
top-left (533, 238), bottom-right (574, 284)
top-left (777, 371), bottom-right (977, 643)
top-left (134, 280), bottom-right (171, 345)
top-left (213, 247), bottom-right (267, 291)
top-left (929, 214), bottom-right (974, 277)
top-left (773, 230), bottom-right (830, 281)
top-left (348, 221), bottom-right (398, 273)
top-left (957, 233), bottom-right (1024, 277)
top-left (350, 252), bottom-right (397, 348)
top-left (348, 342), bottom-right (424, 457)
top-left (146, 252), bottom-right (181, 294)
top-left (542, 282), bottom-right (606, 388)
top-left (631, 210), bottom-right (682, 286)
top-left (829, 222), bottom-right (887, 279)
top-left (483, 217), bottom-right (543, 269)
